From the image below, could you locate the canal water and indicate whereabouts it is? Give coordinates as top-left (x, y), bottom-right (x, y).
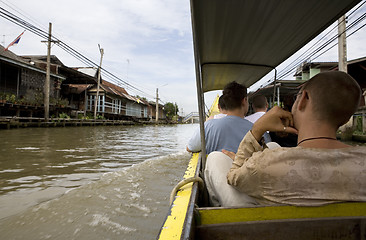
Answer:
top-left (0, 124), bottom-right (197, 239)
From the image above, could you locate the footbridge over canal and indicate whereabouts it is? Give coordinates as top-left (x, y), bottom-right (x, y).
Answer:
top-left (183, 112), bottom-right (199, 123)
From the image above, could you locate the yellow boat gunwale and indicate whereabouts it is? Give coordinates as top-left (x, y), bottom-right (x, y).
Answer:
top-left (157, 153), bottom-right (201, 240)
top-left (197, 202), bottom-right (366, 226)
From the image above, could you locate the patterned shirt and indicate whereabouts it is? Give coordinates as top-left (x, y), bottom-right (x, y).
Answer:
top-left (227, 131), bottom-right (366, 206)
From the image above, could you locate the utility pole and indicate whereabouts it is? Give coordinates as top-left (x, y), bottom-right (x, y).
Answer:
top-left (155, 88), bottom-right (159, 123)
top-left (174, 102), bottom-right (177, 119)
top-left (338, 15), bottom-right (347, 73)
top-left (41, 23), bottom-right (59, 121)
top-left (94, 45), bottom-right (104, 119)
top-left (44, 23), bottom-right (52, 121)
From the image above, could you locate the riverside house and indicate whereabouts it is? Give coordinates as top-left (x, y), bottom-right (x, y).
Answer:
top-left (74, 67), bottom-right (150, 120)
top-left (23, 57), bottom-right (151, 120)
top-left (0, 45), bottom-right (65, 117)
top-left (1, 48), bottom-right (155, 120)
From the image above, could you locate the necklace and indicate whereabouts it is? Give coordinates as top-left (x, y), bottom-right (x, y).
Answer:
top-left (297, 137), bottom-right (337, 146)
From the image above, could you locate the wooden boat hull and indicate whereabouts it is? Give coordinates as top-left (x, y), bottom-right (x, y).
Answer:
top-left (157, 153), bottom-right (201, 239)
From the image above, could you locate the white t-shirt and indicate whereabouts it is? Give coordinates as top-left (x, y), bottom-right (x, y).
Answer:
top-left (244, 111), bottom-right (266, 123)
top-left (214, 113), bottom-right (227, 119)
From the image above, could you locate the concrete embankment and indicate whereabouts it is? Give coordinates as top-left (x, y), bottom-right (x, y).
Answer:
top-left (0, 117), bottom-right (170, 129)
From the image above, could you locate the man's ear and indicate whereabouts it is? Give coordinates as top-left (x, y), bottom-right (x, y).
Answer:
top-left (297, 90), bottom-right (309, 111)
top-left (242, 97), bottom-right (248, 106)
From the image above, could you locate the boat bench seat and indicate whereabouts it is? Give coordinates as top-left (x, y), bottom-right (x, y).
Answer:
top-left (195, 202), bottom-right (366, 240)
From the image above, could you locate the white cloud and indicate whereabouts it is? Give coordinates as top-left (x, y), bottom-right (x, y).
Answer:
top-left (0, 0), bottom-right (198, 113)
top-left (1, 0), bottom-right (365, 114)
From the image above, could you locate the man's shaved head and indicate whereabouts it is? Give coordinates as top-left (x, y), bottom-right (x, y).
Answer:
top-left (302, 71), bottom-right (361, 128)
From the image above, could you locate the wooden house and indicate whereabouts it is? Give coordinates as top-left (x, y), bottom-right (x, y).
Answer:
top-left (295, 58), bottom-right (366, 107)
top-left (148, 101), bottom-right (166, 120)
top-left (74, 67), bottom-right (150, 119)
top-left (0, 46), bottom-right (65, 117)
top-left (20, 56), bottom-right (152, 120)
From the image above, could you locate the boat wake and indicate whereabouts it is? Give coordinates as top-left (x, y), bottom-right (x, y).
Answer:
top-left (0, 151), bottom-right (191, 240)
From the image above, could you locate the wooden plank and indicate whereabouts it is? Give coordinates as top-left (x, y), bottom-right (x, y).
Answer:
top-left (196, 217), bottom-right (366, 240)
top-left (198, 202), bottom-right (366, 225)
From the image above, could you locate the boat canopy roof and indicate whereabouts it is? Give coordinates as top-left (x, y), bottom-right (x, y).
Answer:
top-left (190, 0), bottom-right (361, 92)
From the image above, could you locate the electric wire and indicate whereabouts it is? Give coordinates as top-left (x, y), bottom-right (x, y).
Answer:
top-left (0, 5), bottom-right (157, 101)
top-left (254, 5), bottom-right (366, 90)
top-left (275, 0), bottom-right (366, 80)
top-left (276, 11), bottom-right (366, 80)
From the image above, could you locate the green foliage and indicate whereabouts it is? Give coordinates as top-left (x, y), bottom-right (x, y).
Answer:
top-left (50, 97), bottom-right (69, 107)
top-left (58, 98), bottom-right (69, 107)
top-left (77, 112), bottom-right (94, 120)
top-left (135, 95), bottom-right (147, 101)
top-left (164, 102), bottom-right (179, 120)
top-left (50, 97), bottom-right (57, 105)
top-left (96, 114), bottom-right (105, 120)
top-left (0, 90), bottom-right (45, 106)
top-left (0, 92), bottom-right (6, 101)
top-left (59, 113), bottom-right (70, 119)
top-left (355, 116), bottom-right (363, 133)
top-left (5, 94), bottom-right (16, 103)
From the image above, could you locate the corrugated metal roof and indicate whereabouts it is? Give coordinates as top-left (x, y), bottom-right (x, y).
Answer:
top-left (93, 81), bottom-right (148, 105)
top-left (102, 80), bottom-right (128, 95)
top-left (1, 45), bottom-right (33, 64)
top-left (77, 67), bottom-right (98, 78)
top-left (190, 0), bottom-right (361, 92)
top-left (0, 45), bottom-right (65, 79)
top-left (66, 84), bottom-right (94, 94)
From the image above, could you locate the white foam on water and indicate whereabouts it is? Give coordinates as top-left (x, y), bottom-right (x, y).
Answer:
top-left (89, 214), bottom-right (136, 233)
top-left (129, 203), bottom-right (151, 213)
top-left (15, 147), bottom-right (40, 150)
top-left (98, 194), bottom-right (107, 200)
top-left (56, 148), bottom-right (91, 153)
top-left (0, 169), bottom-right (24, 173)
top-left (0, 150), bottom-right (192, 239)
top-left (130, 192), bottom-right (141, 200)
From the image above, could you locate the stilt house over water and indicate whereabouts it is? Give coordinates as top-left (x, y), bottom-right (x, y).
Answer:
top-left (0, 46), bottom-right (166, 121)
top-left (0, 45), bottom-right (65, 117)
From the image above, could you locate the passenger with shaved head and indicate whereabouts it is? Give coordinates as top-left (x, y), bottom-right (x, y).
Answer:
top-left (206, 71), bottom-right (366, 207)
top-left (245, 95), bottom-right (268, 123)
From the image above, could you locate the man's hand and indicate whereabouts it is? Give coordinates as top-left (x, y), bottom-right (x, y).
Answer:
top-left (222, 149), bottom-right (235, 160)
top-left (186, 146), bottom-right (192, 153)
top-left (252, 106), bottom-right (298, 142)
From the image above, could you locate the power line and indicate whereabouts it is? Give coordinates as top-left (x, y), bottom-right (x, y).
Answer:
top-left (255, 4), bottom-right (366, 90)
top-left (277, 11), bottom-right (366, 80)
top-left (0, 5), bottom-right (157, 101)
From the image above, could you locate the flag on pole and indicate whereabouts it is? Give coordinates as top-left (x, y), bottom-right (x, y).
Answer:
top-left (4, 30), bottom-right (25, 51)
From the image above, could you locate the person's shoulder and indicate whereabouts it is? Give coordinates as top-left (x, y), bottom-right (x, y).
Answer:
top-left (226, 116), bottom-right (253, 129)
top-left (238, 116), bottom-right (253, 126)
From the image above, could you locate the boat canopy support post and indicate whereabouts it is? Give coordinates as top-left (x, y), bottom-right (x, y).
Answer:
top-left (272, 68), bottom-right (277, 107)
top-left (197, 79), bottom-right (206, 172)
top-left (190, 0), bottom-right (207, 175)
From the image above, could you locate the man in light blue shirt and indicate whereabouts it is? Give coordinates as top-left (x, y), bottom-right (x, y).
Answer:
top-left (187, 82), bottom-right (270, 154)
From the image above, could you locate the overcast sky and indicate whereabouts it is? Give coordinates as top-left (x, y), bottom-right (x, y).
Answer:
top-left (1, 0), bottom-right (366, 115)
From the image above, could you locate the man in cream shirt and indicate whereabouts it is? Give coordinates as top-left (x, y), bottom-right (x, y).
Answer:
top-left (206, 71), bottom-right (366, 207)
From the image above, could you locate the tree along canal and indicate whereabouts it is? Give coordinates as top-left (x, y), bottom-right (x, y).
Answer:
top-left (0, 124), bottom-right (196, 239)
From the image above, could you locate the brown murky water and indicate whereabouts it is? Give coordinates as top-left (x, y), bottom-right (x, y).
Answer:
top-left (0, 124), bottom-right (196, 239)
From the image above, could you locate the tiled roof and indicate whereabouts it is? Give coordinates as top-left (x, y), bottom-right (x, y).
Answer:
top-left (0, 44), bottom-right (31, 64)
top-left (66, 84), bottom-right (94, 94)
